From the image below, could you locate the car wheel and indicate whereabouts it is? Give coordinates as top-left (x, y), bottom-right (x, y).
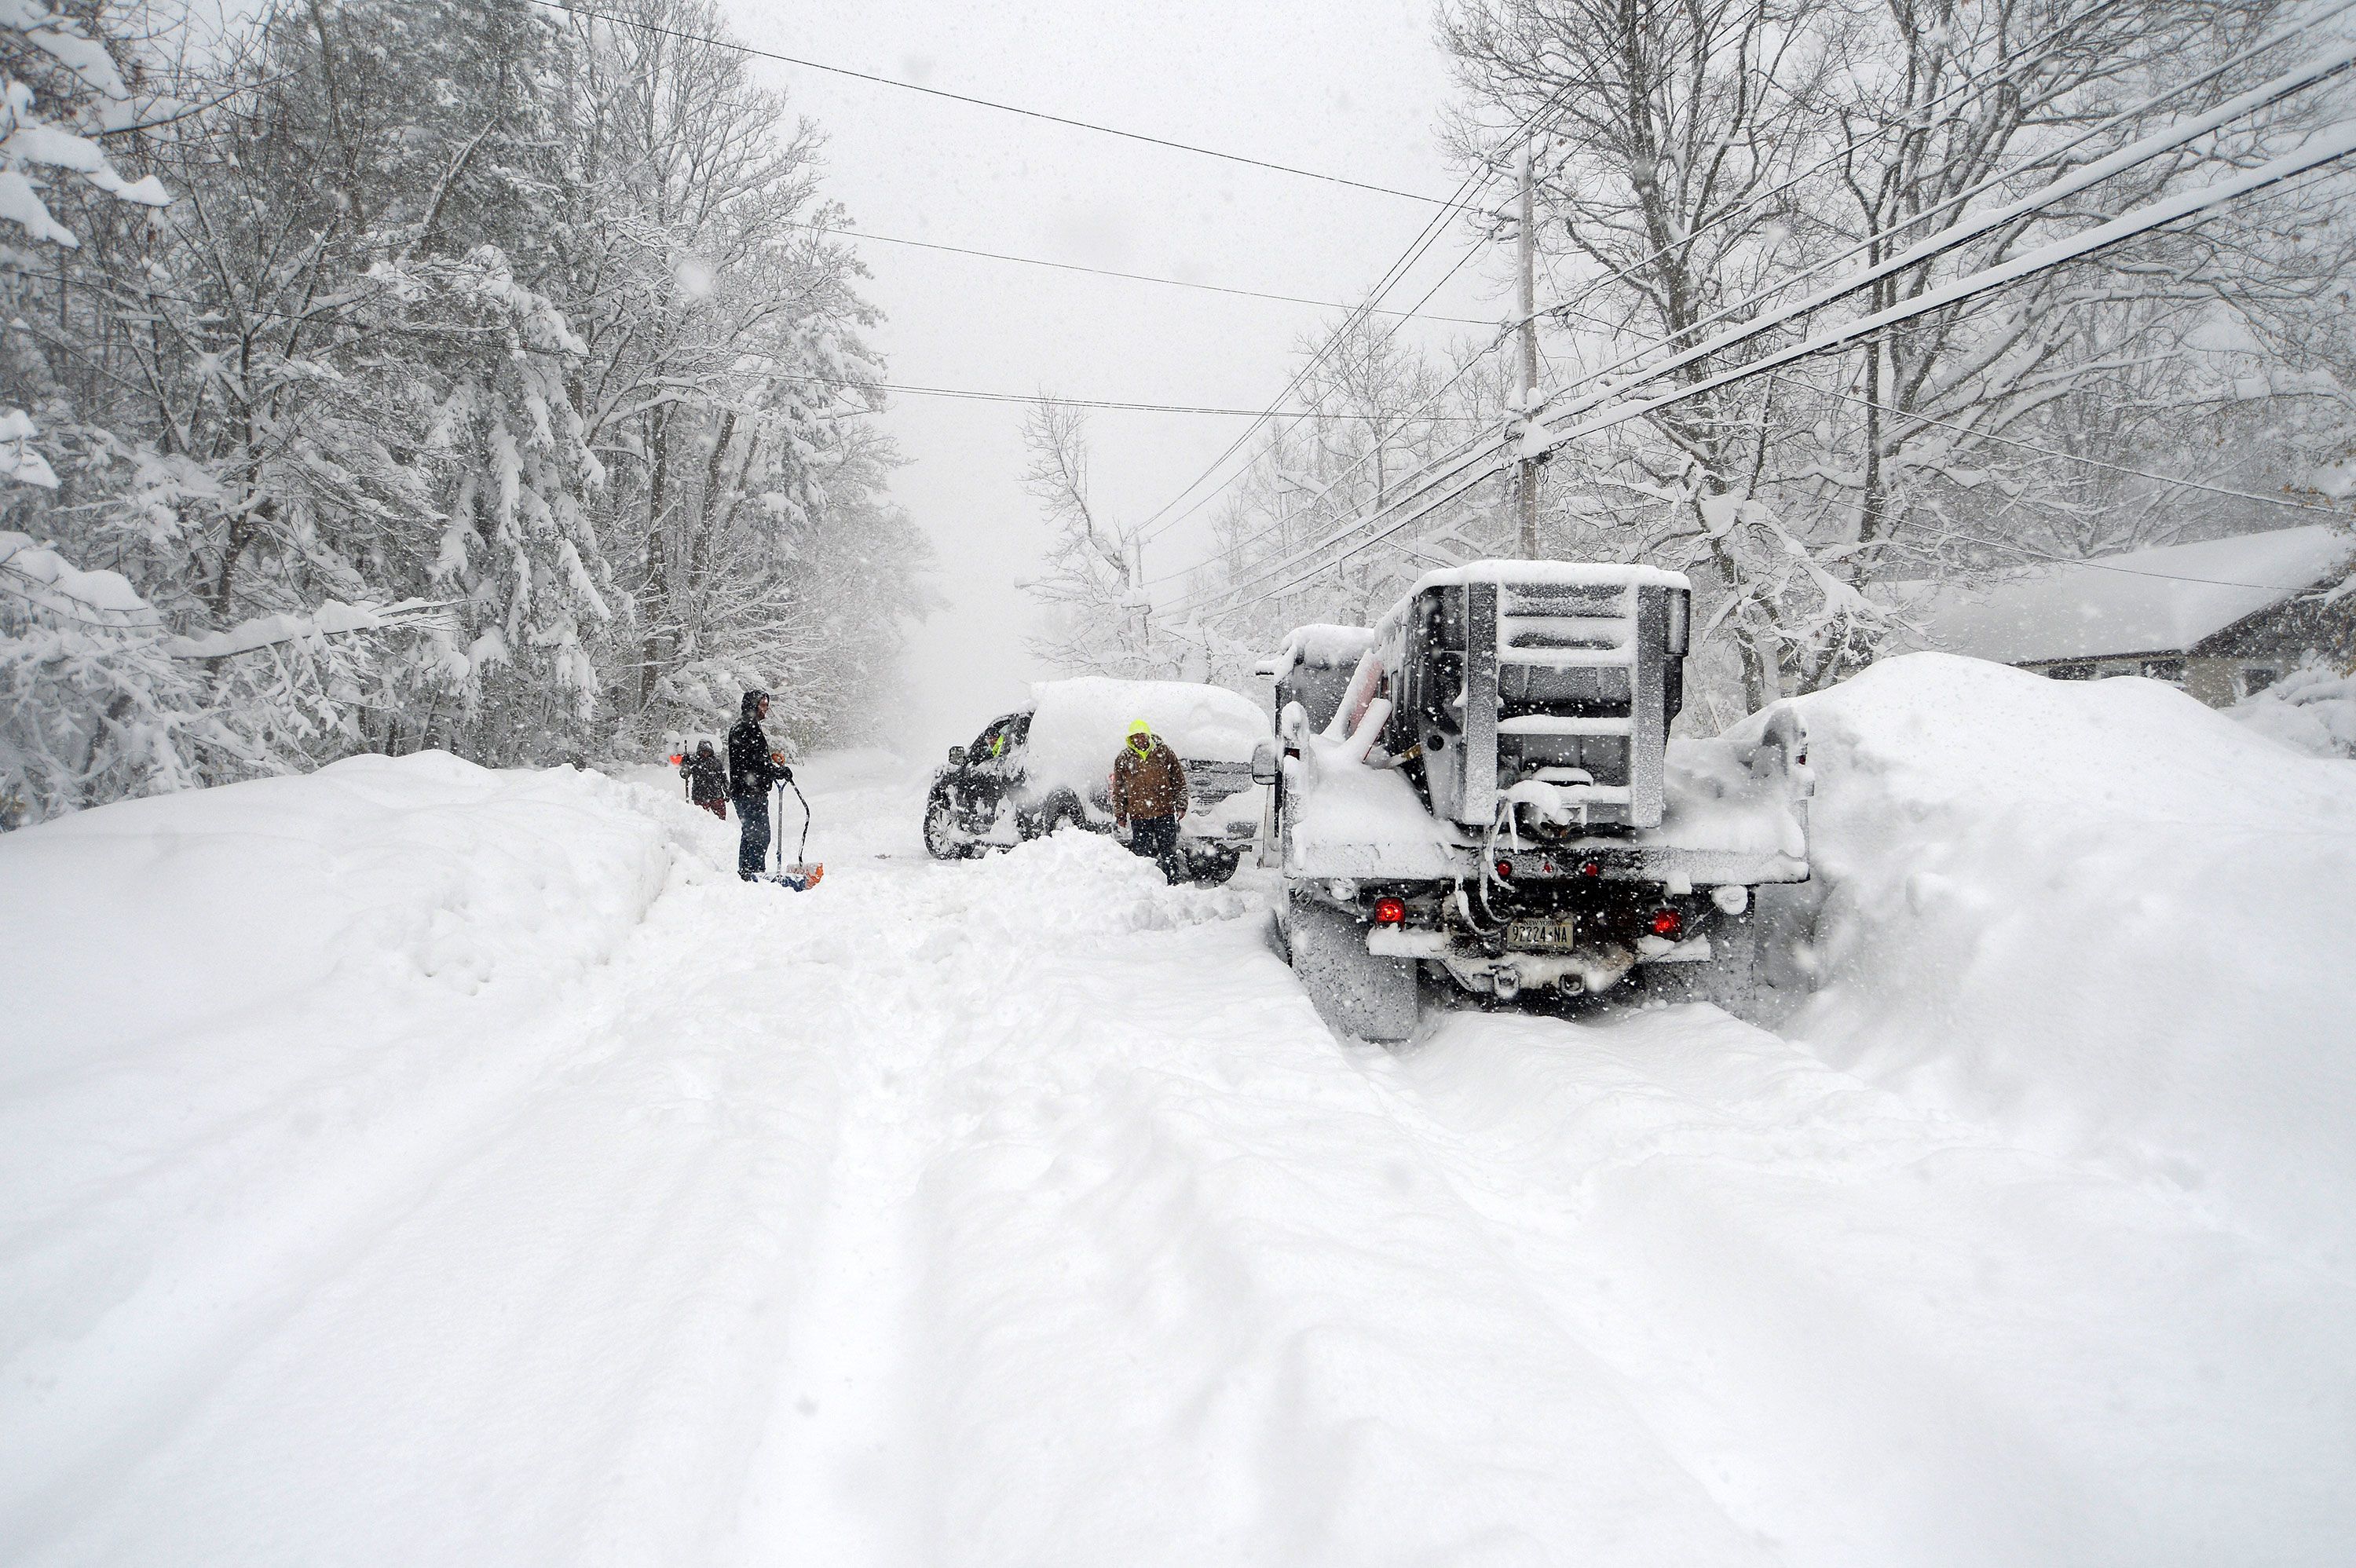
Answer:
top-left (923, 789), bottom-right (968, 861)
top-left (1187, 847), bottom-right (1242, 886)
top-left (1041, 791), bottom-right (1086, 836)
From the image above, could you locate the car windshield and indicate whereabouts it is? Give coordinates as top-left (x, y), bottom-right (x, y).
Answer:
top-left (971, 715), bottom-right (1022, 758)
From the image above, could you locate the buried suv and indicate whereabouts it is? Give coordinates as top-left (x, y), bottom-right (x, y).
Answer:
top-left (923, 677), bottom-right (1271, 884)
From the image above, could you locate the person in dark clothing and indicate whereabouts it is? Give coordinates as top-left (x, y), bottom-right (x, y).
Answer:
top-left (727, 689), bottom-right (795, 880)
top-left (1110, 720), bottom-right (1188, 883)
top-left (679, 740), bottom-right (729, 820)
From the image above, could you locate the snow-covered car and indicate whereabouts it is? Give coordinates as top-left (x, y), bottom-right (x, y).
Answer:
top-left (923, 677), bottom-right (1271, 883)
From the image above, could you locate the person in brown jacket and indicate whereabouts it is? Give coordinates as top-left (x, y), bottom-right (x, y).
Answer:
top-left (1110, 720), bottom-right (1188, 881)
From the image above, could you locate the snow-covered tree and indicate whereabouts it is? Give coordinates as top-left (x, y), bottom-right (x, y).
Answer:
top-left (1, 0), bottom-right (931, 819)
top-left (1019, 398), bottom-right (1183, 678)
top-left (1181, 0), bottom-right (2356, 721)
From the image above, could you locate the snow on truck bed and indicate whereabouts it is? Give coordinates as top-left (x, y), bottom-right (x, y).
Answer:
top-left (1283, 727), bottom-right (1806, 873)
top-left (4, 672), bottom-right (2355, 1563)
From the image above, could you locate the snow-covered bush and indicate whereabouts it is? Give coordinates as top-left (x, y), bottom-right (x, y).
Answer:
top-left (0, 530), bottom-right (238, 819)
top-left (2230, 657), bottom-right (2356, 758)
top-left (1, 0), bottom-right (167, 249)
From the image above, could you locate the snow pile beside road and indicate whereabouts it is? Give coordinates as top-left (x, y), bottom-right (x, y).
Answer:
top-left (1783, 653), bottom-right (2356, 1265)
top-left (960, 828), bottom-right (1253, 938)
top-left (0, 752), bottom-right (722, 1523)
top-left (2, 752), bottom-right (703, 1077)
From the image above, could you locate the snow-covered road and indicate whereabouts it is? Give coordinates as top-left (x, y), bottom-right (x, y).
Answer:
top-left (5, 743), bottom-right (2353, 1566)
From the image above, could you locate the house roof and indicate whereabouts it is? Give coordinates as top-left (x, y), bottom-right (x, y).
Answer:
top-left (1908, 524), bottom-right (2354, 666)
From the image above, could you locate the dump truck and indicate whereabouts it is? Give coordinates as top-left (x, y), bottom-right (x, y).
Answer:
top-left (1255, 561), bottom-right (1813, 1040)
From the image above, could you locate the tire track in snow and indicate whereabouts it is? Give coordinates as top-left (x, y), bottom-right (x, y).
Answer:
top-left (793, 859), bottom-right (1783, 1567)
top-left (6, 857), bottom-right (851, 1566)
top-left (19, 757), bottom-right (2350, 1564)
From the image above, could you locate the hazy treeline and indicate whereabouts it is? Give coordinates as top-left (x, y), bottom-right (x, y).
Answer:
top-left (2, 0), bottom-right (930, 823)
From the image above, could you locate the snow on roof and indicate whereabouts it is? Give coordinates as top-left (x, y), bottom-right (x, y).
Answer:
top-left (1271, 623), bottom-right (1376, 673)
top-left (1401, 559), bottom-right (1692, 599)
top-left (1912, 525), bottom-right (2354, 666)
top-left (1022, 677), bottom-right (1271, 795)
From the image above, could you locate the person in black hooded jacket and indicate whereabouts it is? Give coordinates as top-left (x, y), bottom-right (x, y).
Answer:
top-left (727, 689), bottom-right (794, 880)
top-left (679, 740), bottom-right (728, 819)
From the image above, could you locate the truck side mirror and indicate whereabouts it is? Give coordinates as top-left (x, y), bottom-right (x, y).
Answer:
top-left (948, 745), bottom-right (967, 766)
top-left (1250, 739), bottom-right (1280, 786)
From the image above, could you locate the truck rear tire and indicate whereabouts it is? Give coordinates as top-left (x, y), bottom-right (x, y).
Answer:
top-left (1283, 894), bottom-right (1418, 1043)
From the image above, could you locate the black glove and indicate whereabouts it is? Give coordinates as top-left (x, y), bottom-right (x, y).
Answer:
top-left (776, 763), bottom-right (795, 785)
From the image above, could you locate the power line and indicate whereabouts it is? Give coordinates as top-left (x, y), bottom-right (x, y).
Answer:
top-left (1136, 228), bottom-right (1514, 554)
top-left (1520, 31), bottom-right (2356, 444)
top-left (1205, 7), bottom-right (2356, 612)
top-left (1816, 386), bottom-right (2353, 522)
top-left (1129, 79), bottom-right (1585, 550)
top-left (1167, 11), bottom-right (2356, 620)
top-left (794, 374), bottom-right (1487, 420)
top-left (531, 1), bottom-right (1465, 209)
top-left (14, 269), bottom-right (1487, 420)
top-left (1166, 419), bottom-right (1515, 611)
top-left (782, 220), bottom-right (1494, 324)
top-left (1197, 131), bottom-right (2356, 618)
top-left (1514, 0), bottom-right (2355, 338)
top-left (1125, 199), bottom-right (1498, 543)
top-left (1145, 0), bottom-right (2139, 598)
top-left (1526, 125), bottom-right (2356, 465)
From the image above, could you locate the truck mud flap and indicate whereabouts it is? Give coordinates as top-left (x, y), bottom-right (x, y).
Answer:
top-left (1284, 894), bottom-right (1418, 1043)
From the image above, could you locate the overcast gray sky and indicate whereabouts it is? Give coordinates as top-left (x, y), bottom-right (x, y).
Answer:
top-left (713, 0), bottom-right (1513, 753)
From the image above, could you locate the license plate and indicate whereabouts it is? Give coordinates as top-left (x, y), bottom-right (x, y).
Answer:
top-left (1506, 918), bottom-right (1576, 951)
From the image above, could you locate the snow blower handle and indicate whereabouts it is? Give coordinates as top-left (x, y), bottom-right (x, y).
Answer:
top-left (764, 776), bottom-right (824, 890)
top-left (788, 777), bottom-right (813, 866)
top-left (770, 777), bottom-right (814, 873)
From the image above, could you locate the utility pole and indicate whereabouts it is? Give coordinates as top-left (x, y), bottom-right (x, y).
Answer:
top-left (1124, 534), bottom-right (1151, 669)
top-left (1516, 141), bottom-right (1542, 559)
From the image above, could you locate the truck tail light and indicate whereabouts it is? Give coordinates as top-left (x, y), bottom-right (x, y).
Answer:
top-left (1650, 908), bottom-right (1683, 939)
top-left (1373, 896), bottom-right (1407, 927)
top-left (1494, 859), bottom-right (1513, 879)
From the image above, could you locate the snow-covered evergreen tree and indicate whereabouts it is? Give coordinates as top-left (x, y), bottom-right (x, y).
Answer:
top-left (2, 0), bottom-right (931, 820)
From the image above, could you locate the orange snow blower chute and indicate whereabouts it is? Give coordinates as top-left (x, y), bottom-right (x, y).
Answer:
top-left (770, 777), bottom-right (824, 891)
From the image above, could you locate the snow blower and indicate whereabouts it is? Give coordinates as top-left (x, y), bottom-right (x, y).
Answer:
top-left (768, 777), bottom-right (825, 891)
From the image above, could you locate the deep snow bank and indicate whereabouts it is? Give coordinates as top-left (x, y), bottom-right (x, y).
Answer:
top-left (1, 752), bottom-right (702, 1087)
top-left (0, 753), bottom-right (718, 1432)
top-left (1778, 654), bottom-right (2356, 1266)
